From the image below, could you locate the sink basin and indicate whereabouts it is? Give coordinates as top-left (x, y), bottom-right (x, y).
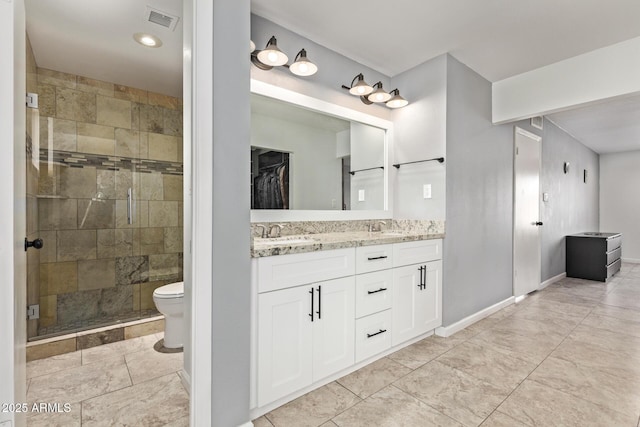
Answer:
top-left (256, 237), bottom-right (316, 245)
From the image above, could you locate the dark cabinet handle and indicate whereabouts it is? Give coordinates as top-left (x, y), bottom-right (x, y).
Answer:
top-left (418, 266), bottom-right (426, 289)
top-left (24, 238), bottom-right (44, 252)
top-left (535, 221), bottom-right (543, 226)
top-left (367, 329), bottom-right (387, 338)
top-left (422, 265), bottom-right (427, 290)
top-left (367, 287), bottom-right (388, 295)
top-left (309, 288), bottom-right (314, 322)
top-left (367, 255), bottom-right (388, 261)
top-left (316, 285), bottom-right (322, 319)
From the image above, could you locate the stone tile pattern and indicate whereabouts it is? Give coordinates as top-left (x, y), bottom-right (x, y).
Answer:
top-left (26, 333), bottom-right (189, 426)
top-left (255, 264), bottom-right (640, 427)
top-left (34, 67), bottom-right (183, 338)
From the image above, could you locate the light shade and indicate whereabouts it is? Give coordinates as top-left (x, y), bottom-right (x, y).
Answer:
top-left (367, 82), bottom-right (392, 103)
top-left (386, 89), bottom-right (409, 108)
top-left (349, 74), bottom-right (374, 96)
top-left (257, 36), bottom-right (288, 66)
top-left (289, 49), bottom-right (318, 76)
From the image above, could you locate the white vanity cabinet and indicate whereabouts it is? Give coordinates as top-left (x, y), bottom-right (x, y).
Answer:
top-left (256, 249), bottom-right (355, 406)
top-left (253, 239), bottom-right (443, 412)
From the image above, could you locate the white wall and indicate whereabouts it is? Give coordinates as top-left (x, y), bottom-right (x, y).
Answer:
top-left (600, 150), bottom-right (640, 262)
top-left (252, 113), bottom-right (342, 210)
top-left (1, 0), bottom-right (27, 426)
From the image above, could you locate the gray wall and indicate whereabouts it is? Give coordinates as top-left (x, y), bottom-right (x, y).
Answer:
top-left (212, 0), bottom-right (251, 424)
top-left (443, 55), bottom-right (516, 326)
top-left (539, 118), bottom-right (599, 280)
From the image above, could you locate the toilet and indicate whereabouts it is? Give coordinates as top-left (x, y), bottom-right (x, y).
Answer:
top-left (152, 281), bottom-right (184, 349)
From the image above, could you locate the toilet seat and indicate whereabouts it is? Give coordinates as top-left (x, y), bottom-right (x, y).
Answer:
top-left (153, 281), bottom-right (184, 299)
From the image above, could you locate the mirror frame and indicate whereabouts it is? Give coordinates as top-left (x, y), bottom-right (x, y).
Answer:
top-left (250, 79), bottom-right (394, 222)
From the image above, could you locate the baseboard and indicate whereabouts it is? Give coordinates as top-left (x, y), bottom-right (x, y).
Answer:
top-left (539, 272), bottom-right (566, 290)
top-left (435, 296), bottom-right (515, 337)
top-left (179, 369), bottom-right (191, 395)
top-left (622, 258), bottom-right (640, 264)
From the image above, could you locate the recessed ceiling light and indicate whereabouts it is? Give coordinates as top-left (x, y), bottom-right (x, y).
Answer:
top-left (133, 33), bottom-right (162, 48)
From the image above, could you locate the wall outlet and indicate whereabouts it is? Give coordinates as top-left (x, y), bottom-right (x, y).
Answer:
top-left (543, 192), bottom-right (549, 202)
top-left (358, 189), bottom-right (365, 202)
top-left (331, 199), bottom-right (337, 208)
top-left (423, 184), bottom-right (432, 199)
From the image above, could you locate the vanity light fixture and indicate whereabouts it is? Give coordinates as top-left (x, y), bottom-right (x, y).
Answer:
top-left (250, 39), bottom-right (256, 53)
top-left (251, 36), bottom-right (318, 77)
top-left (386, 89), bottom-right (409, 109)
top-left (289, 49), bottom-right (318, 76)
top-left (368, 82), bottom-right (392, 103)
top-left (341, 74), bottom-right (409, 108)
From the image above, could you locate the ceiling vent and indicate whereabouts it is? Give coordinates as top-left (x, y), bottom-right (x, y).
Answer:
top-left (145, 6), bottom-right (180, 31)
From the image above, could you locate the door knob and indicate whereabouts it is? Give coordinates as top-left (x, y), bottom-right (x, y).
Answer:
top-left (24, 238), bottom-right (44, 251)
top-left (535, 221), bottom-right (544, 226)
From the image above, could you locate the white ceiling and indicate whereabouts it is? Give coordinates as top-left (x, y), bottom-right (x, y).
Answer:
top-left (25, 1), bottom-right (640, 153)
top-left (548, 95), bottom-right (640, 154)
top-left (251, 0), bottom-right (640, 82)
top-left (25, 0), bottom-right (183, 97)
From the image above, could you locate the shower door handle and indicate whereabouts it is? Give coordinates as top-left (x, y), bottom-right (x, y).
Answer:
top-left (127, 188), bottom-right (133, 225)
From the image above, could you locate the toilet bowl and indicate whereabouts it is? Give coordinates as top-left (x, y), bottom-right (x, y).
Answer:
top-left (153, 281), bottom-right (184, 349)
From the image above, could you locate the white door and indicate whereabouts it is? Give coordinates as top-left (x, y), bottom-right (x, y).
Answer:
top-left (1, 1), bottom-right (27, 426)
top-left (257, 285), bottom-right (313, 406)
top-left (312, 276), bottom-right (355, 380)
top-left (513, 127), bottom-right (542, 297)
top-left (392, 264), bottom-right (423, 345)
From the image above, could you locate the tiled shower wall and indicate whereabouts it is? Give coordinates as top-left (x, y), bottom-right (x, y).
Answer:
top-left (32, 65), bottom-right (183, 338)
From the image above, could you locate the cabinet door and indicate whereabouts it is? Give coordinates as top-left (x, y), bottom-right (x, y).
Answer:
top-left (392, 261), bottom-right (442, 346)
top-left (258, 285), bottom-right (314, 406)
top-left (419, 260), bottom-right (442, 333)
top-left (312, 276), bottom-right (355, 381)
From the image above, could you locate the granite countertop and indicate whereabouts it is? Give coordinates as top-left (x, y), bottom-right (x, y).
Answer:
top-left (251, 231), bottom-right (445, 258)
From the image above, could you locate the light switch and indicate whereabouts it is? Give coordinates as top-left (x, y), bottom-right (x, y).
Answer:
top-left (358, 189), bottom-right (365, 201)
top-left (543, 192), bottom-right (549, 202)
top-left (423, 184), bottom-right (432, 199)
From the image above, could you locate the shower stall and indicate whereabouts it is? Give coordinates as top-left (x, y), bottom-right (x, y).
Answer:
top-left (25, 55), bottom-right (184, 341)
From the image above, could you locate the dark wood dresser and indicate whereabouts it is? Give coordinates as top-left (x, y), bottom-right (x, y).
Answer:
top-left (566, 232), bottom-right (622, 282)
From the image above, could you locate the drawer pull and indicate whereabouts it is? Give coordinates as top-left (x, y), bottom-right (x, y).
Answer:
top-left (367, 255), bottom-right (388, 261)
top-left (367, 287), bottom-right (388, 295)
top-left (366, 329), bottom-right (387, 338)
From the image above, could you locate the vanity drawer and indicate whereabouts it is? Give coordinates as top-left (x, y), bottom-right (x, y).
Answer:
top-left (355, 270), bottom-right (393, 318)
top-left (355, 310), bottom-right (392, 363)
top-left (355, 244), bottom-right (393, 274)
top-left (256, 248), bottom-right (355, 293)
top-left (393, 239), bottom-right (442, 267)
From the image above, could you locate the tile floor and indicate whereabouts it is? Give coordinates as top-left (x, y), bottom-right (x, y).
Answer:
top-left (27, 263), bottom-right (640, 426)
top-left (26, 333), bottom-right (188, 426)
top-left (254, 262), bottom-right (640, 427)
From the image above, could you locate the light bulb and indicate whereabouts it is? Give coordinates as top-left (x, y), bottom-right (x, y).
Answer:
top-left (267, 52), bottom-right (278, 63)
top-left (133, 33), bottom-right (162, 48)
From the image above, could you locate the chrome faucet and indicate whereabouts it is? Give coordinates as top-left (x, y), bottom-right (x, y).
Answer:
top-left (255, 224), bottom-right (267, 238)
top-left (268, 223), bottom-right (286, 238)
top-left (369, 221), bottom-right (387, 232)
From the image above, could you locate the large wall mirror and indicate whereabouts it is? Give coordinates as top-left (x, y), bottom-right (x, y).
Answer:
top-left (250, 80), bottom-right (393, 222)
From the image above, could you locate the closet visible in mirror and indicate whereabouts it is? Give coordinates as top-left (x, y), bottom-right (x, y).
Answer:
top-left (251, 93), bottom-right (386, 211)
